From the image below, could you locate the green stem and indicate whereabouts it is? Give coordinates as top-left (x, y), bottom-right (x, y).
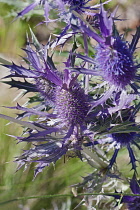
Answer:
top-left (1, 192), bottom-right (140, 205)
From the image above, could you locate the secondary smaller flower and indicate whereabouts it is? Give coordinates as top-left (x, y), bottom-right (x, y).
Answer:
top-left (74, 4), bottom-right (140, 111)
top-left (95, 107), bottom-right (140, 171)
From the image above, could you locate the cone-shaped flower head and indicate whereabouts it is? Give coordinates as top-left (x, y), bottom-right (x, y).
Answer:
top-left (101, 108), bottom-right (139, 171)
top-left (77, 4), bottom-right (140, 109)
top-left (36, 74), bottom-right (90, 127)
top-left (37, 60), bottom-right (90, 128)
top-left (84, 4), bottom-right (138, 88)
top-left (55, 81), bottom-right (90, 126)
top-left (95, 36), bottom-right (136, 89)
top-left (3, 41), bottom-right (91, 176)
top-left (111, 111), bottom-right (136, 146)
top-left (4, 43), bottom-right (90, 129)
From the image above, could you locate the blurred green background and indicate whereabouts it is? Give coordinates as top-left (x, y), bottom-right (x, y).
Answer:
top-left (0, 0), bottom-right (140, 209)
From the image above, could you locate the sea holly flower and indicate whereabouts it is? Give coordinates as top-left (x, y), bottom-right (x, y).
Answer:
top-left (95, 107), bottom-right (140, 171)
top-left (2, 39), bottom-right (93, 176)
top-left (74, 4), bottom-right (140, 110)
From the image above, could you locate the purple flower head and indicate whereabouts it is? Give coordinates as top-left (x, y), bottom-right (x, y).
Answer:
top-left (96, 107), bottom-right (139, 171)
top-left (55, 81), bottom-right (90, 126)
top-left (95, 36), bottom-right (136, 89)
top-left (3, 39), bottom-right (92, 176)
top-left (4, 42), bottom-right (91, 128)
top-left (76, 4), bottom-right (140, 110)
top-left (93, 6), bottom-right (139, 89)
top-left (91, 104), bottom-right (140, 171)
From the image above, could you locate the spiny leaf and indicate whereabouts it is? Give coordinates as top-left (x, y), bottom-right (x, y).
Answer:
top-left (29, 26), bottom-right (41, 52)
top-left (129, 26), bottom-right (140, 53)
top-left (3, 79), bottom-right (37, 92)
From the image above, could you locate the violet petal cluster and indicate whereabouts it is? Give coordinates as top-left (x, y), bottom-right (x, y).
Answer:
top-left (3, 40), bottom-right (92, 175)
top-left (76, 5), bottom-right (140, 109)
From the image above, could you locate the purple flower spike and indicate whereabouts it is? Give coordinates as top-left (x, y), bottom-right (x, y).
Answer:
top-left (55, 82), bottom-right (89, 126)
top-left (77, 5), bottom-right (140, 110)
top-left (103, 108), bottom-right (139, 171)
top-left (95, 37), bottom-right (136, 89)
top-left (3, 38), bottom-right (92, 176)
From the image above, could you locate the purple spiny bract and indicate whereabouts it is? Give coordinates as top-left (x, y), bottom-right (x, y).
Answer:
top-left (79, 5), bottom-right (140, 90)
top-left (78, 4), bottom-right (140, 110)
top-left (2, 41), bottom-right (92, 175)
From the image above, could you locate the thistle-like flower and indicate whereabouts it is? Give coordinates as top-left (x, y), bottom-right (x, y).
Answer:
top-left (96, 107), bottom-right (140, 171)
top-left (2, 39), bottom-right (91, 176)
top-left (75, 4), bottom-right (140, 110)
